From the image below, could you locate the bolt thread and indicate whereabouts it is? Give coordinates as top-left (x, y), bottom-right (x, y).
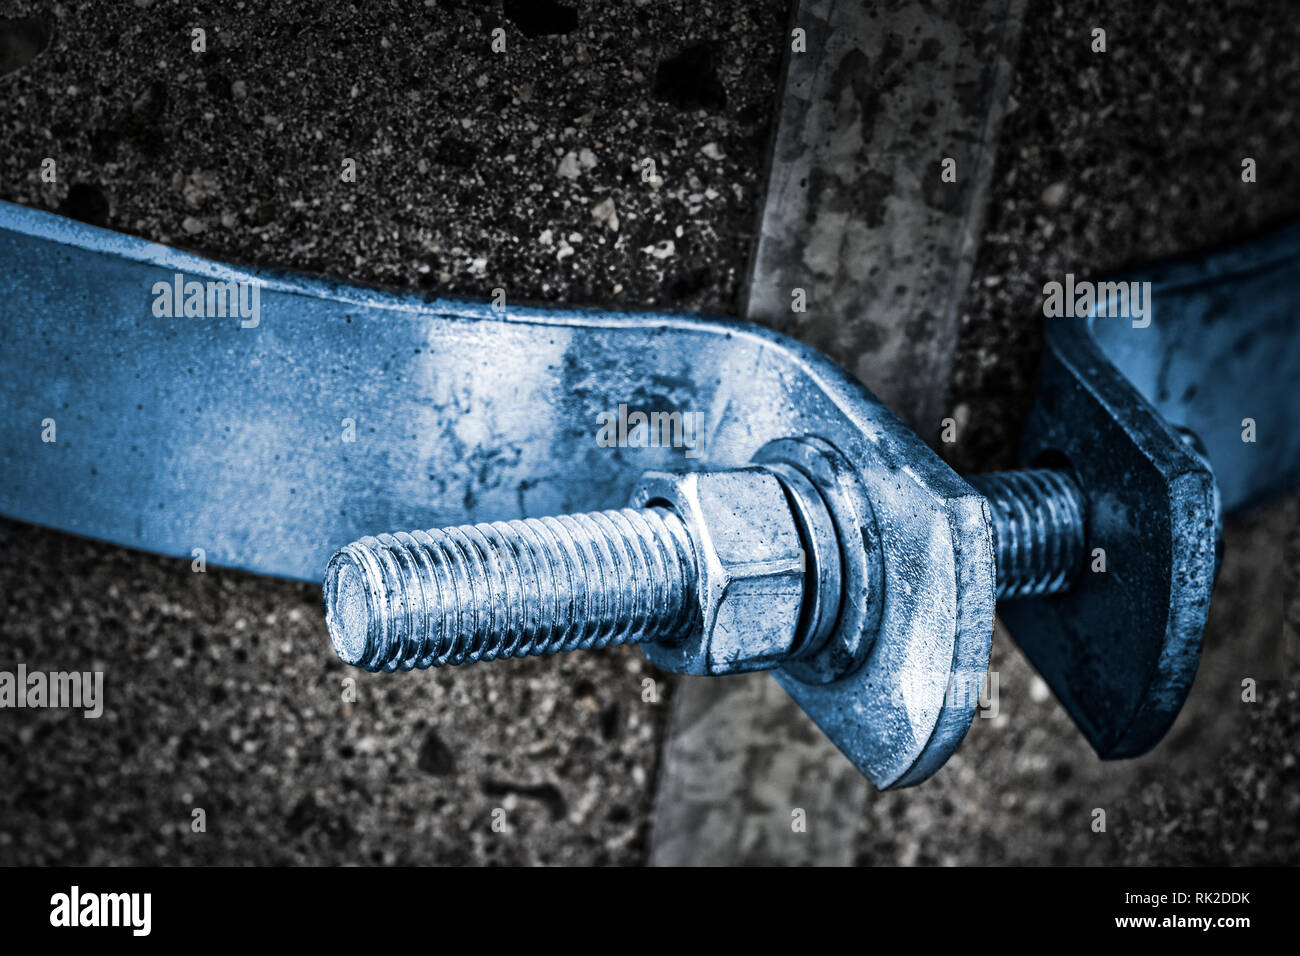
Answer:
top-left (324, 506), bottom-right (697, 671)
top-left (967, 469), bottom-right (1086, 600)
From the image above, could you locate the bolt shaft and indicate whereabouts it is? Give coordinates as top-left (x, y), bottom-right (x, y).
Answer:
top-left (967, 469), bottom-right (1086, 599)
top-left (325, 467), bottom-right (1089, 672)
top-left (324, 507), bottom-right (697, 671)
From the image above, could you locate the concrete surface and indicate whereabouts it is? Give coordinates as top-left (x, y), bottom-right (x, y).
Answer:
top-left (0, 0), bottom-right (1297, 865)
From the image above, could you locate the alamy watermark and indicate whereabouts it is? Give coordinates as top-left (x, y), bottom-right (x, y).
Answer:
top-left (50, 886), bottom-right (151, 936)
top-left (595, 403), bottom-right (704, 459)
top-left (1043, 274), bottom-right (1152, 328)
top-left (887, 668), bottom-right (1000, 718)
top-left (0, 664), bottom-right (103, 718)
top-left (152, 272), bottom-right (261, 328)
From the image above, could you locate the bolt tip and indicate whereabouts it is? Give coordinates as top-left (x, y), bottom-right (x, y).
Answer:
top-left (324, 549), bottom-right (375, 668)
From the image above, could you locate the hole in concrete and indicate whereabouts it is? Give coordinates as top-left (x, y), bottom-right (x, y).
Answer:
top-left (58, 183), bottom-right (110, 227)
top-left (0, 17), bottom-right (51, 77)
top-left (502, 0), bottom-right (578, 38)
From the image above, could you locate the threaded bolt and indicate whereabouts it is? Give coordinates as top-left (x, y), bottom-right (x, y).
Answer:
top-left (967, 469), bottom-right (1086, 599)
top-left (324, 466), bottom-right (1089, 673)
top-left (324, 506), bottom-right (697, 671)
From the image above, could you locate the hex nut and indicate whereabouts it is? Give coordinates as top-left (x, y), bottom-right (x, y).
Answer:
top-left (630, 468), bottom-right (806, 675)
top-left (754, 436), bottom-right (882, 685)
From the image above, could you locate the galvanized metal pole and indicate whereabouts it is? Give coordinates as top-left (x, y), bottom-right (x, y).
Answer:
top-left (648, 0), bottom-right (1028, 866)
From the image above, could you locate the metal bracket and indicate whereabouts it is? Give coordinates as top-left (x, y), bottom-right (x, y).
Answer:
top-left (1006, 318), bottom-right (1218, 758)
top-left (0, 199), bottom-right (994, 788)
top-left (999, 223), bottom-right (1300, 757)
top-left (2, 201), bottom-right (1297, 786)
